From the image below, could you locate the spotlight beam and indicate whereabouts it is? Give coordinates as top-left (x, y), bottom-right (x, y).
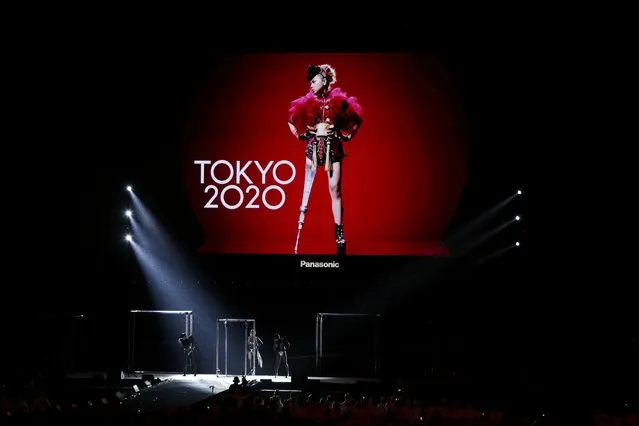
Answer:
top-left (444, 192), bottom-right (520, 247)
top-left (448, 219), bottom-right (517, 257)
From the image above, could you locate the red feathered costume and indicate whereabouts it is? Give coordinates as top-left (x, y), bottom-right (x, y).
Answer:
top-left (288, 88), bottom-right (363, 166)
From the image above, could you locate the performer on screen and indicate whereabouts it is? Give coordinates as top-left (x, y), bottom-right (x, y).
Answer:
top-left (273, 333), bottom-right (290, 378)
top-left (247, 328), bottom-right (263, 375)
top-left (288, 64), bottom-right (363, 255)
top-left (178, 332), bottom-right (197, 376)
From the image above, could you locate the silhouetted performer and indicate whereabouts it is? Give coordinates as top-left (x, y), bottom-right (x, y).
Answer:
top-left (248, 328), bottom-right (263, 375)
top-left (273, 333), bottom-right (290, 377)
top-left (178, 332), bottom-right (196, 376)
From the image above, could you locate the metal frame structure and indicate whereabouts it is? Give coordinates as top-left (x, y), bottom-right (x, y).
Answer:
top-left (216, 318), bottom-right (256, 377)
top-left (315, 312), bottom-right (381, 374)
top-left (127, 310), bottom-right (193, 371)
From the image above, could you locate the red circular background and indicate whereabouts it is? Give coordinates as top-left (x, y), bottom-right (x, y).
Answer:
top-left (184, 53), bottom-right (467, 255)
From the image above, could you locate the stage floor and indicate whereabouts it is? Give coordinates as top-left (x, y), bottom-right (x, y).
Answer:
top-left (131, 372), bottom-right (379, 388)
top-left (63, 372), bottom-right (379, 410)
top-left (135, 373), bottom-right (378, 409)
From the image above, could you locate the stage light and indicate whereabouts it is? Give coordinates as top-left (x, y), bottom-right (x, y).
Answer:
top-left (125, 234), bottom-right (132, 242)
top-left (515, 215), bottom-right (520, 221)
top-left (125, 210), bottom-right (132, 218)
top-left (126, 185), bottom-right (132, 192)
top-left (515, 241), bottom-right (520, 247)
top-left (517, 190), bottom-right (522, 195)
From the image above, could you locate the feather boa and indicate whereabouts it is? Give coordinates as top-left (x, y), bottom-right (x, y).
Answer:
top-left (288, 88), bottom-right (363, 137)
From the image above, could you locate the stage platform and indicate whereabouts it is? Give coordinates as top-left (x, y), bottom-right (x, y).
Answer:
top-left (62, 372), bottom-right (381, 410)
top-left (138, 373), bottom-right (379, 410)
top-left (127, 371), bottom-right (380, 385)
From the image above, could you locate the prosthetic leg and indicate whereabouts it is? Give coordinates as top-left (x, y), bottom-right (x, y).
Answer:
top-left (294, 162), bottom-right (317, 254)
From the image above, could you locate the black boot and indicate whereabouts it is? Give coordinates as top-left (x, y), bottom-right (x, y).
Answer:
top-left (335, 224), bottom-right (346, 255)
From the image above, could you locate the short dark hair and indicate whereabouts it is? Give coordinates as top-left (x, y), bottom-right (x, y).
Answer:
top-left (307, 65), bottom-right (322, 81)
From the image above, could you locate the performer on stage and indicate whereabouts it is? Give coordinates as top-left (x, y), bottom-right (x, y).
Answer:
top-left (273, 333), bottom-right (290, 378)
top-left (288, 64), bottom-right (364, 255)
top-left (247, 328), bottom-right (263, 375)
top-left (178, 332), bottom-right (197, 376)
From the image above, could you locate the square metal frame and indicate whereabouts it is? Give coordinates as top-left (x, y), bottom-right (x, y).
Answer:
top-left (216, 318), bottom-right (256, 377)
top-left (127, 309), bottom-right (193, 372)
top-left (315, 312), bottom-right (381, 374)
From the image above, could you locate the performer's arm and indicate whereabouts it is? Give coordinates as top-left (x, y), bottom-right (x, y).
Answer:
top-left (288, 122), bottom-right (299, 138)
top-left (257, 337), bottom-right (263, 346)
top-left (289, 122), bottom-right (311, 140)
top-left (340, 123), bottom-right (360, 141)
top-left (288, 94), bottom-right (315, 139)
top-left (337, 96), bottom-right (363, 141)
